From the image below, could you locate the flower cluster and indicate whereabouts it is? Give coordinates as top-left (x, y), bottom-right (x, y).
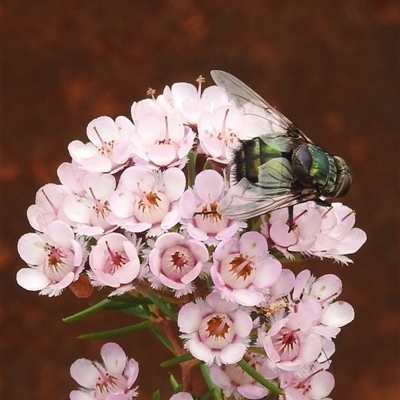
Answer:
top-left (17, 73), bottom-right (366, 400)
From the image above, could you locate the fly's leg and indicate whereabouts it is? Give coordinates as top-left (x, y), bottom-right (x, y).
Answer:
top-left (288, 205), bottom-right (294, 232)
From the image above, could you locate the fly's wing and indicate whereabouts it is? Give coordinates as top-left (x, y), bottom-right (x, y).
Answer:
top-left (211, 70), bottom-right (312, 141)
top-left (217, 177), bottom-right (308, 220)
top-left (257, 157), bottom-right (293, 189)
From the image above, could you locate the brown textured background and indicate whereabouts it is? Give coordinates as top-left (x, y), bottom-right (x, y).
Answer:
top-left (2, 1), bottom-right (399, 399)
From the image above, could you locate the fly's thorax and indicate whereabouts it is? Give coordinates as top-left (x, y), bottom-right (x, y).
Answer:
top-left (233, 137), bottom-right (285, 184)
top-left (292, 143), bottom-right (338, 194)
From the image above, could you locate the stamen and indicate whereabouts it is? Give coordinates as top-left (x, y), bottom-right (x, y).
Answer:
top-left (196, 75), bottom-right (205, 98)
top-left (341, 209), bottom-right (355, 222)
top-left (321, 206), bottom-right (333, 219)
top-left (164, 116), bottom-right (169, 143)
top-left (105, 241), bottom-right (126, 269)
top-left (93, 127), bottom-right (111, 154)
top-left (147, 87), bottom-right (156, 99)
top-left (41, 189), bottom-right (58, 214)
top-left (293, 209), bottom-right (308, 223)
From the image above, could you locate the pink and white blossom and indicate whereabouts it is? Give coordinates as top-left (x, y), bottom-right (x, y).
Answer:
top-left (108, 166), bottom-right (185, 236)
top-left (62, 173), bottom-right (117, 236)
top-left (70, 342), bottom-right (139, 400)
top-left (57, 160), bottom-right (89, 195)
top-left (89, 233), bottom-right (144, 296)
top-left (180, 170), bottom-right (245, 245)
top-left (130, 99), bottom-right (195, 168)
top-left (68, 116), bottom-right (133, 173)
top-left (178, 291), bottom-right (252, 366)
top-left (263, 312), bottom-right (322, 372)
top-left (158, 79), bottom-right (230, 126)
top-left (27, 183), bottom-right (72, 232)
top-left (198, 105), bottom-right (252, 164)
top-left (17, 220), bottom-right (86, 296)
top-left (211, 232), bottom-right (282, 306)
top-left (148, 232), bottom-right (209, 297)
top-left (262, 202), bottom-right (367, 263)
top-left (293, 270), bottom-right (355, 338)
top-left (279, 369), bottom-right (335, 400)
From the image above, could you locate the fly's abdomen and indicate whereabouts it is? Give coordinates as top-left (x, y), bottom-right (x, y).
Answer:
top-left (233, 137), bottom-right (286, 184)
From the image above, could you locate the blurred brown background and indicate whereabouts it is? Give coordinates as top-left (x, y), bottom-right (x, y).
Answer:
top-left (2, 1), bottom-right (399, 399)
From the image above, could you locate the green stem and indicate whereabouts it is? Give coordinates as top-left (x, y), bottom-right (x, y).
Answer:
top-left (187, 150), bottom-right (197, 187)
top-left (200, 363), bottom-right (223, 400)
top-left (238, 359), bottom-right (284, 396)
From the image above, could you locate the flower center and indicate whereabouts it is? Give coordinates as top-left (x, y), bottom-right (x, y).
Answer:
top-left (219, 254), bottom-right (255, 289)
top-left (194, 201), bottom-right (228, 234)
top-left (160, 245), bottom-right (195, 280)
top-left (272, 327), bottom-right (301, 361)
top-left (134, 191), bottom-right (170, 224)
top-left (199, 313), bottom-right (235, 349)
top-left (44, 244), bottom-right (75, 281)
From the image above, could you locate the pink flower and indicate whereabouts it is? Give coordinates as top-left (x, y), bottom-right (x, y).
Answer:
top-left (57, 160), bottom-right (88, 195)
top-left (130, 98), bottom-right (195, 168)
top-left (62, 173), bottom-right (118, 236)
top-left (280, 369), bottom-right (335, 400)
top-left (262, 202), bottom-right (367, 263)
top-left (158, 79), bottom-right (230, 125)
top-left (70, 342), bottom-right (139, 400)
top-left (17, 220), bottom-right (86, 296)
top-left (211, 232), bottom-right (282, 306)
top-left (263, 313), bottom-right (322, 372)
top-left (293, 270), bottom-right (355, 338)
top-left (108, 166), bottom-right (185, 236)
top-left (198, 105), bottom-right (249, 164)
top-left (148, 232), bottom-right (209, 297)
top-left (89, 233), bottom-right (144, 296)
top-left (180, 170), bottom-right (245, 245)
top-left (178, 291), bottom-right (252, 366)
top-left (308, 203), bottom-right (367, 263)
top-left (27, 183), bottom-right (72, 232)
top-left (68, 116), bottom-right (133, 173)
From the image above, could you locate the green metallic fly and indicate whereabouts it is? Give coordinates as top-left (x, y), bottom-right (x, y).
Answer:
top-left (212, 70), bottom-right (352, 221)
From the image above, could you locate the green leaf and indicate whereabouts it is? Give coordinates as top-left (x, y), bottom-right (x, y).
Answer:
top-left (151, 390), bottom-right (161, 400)
top-left (238, 359), bottom-right (284, 395)
top-left (78, 320), bottom-right (153, 340)
top-left (169, 374), bottom-right (180, 390)
top-left (161, 352), bottom-right (194, 368)
top-left (187, 150), bottom-right (198, 187)
top-left (63, 298), bottom-right (112, 323)
top-left (122, 305), bottom-right (151, 319)
top-left (146, 290), bottom-right (177, 322)
top-left (149, 326), bottom-right (174, 354)
top-left (199, 363), bottom-right (223, 400)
